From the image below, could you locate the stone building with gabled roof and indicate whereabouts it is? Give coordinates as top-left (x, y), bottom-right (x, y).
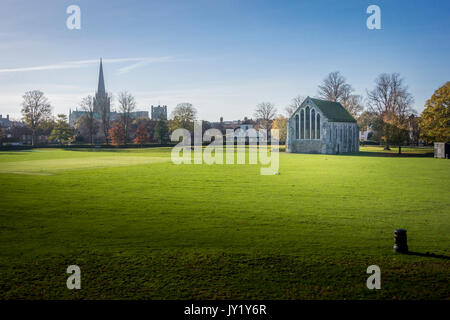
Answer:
top-left (286, 97), bottom-right (359, 154)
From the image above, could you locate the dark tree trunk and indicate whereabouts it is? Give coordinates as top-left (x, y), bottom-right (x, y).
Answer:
top-left (383, 122), bottom-right (390, 150)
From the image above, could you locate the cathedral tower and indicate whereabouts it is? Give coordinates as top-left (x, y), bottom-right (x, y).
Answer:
top-left (93, 58), bottom-right (110, 115)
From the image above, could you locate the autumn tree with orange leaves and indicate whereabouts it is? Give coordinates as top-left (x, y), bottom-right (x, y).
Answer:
top-left (133, 124), bottom-right (150, 146)
top-left (109, 122), bottom-right (125, 146)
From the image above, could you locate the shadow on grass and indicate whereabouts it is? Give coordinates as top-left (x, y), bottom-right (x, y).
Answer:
top-left (342, 151), bottom-right (434, 158)
top-left (0, 151), bottom-right (34, 155)
top-left (404, 251), bottom-right (450, 260)
top-left (64, 147), bottom-right (174, 153)
top-left (64, 148), bottom-right (130, 153)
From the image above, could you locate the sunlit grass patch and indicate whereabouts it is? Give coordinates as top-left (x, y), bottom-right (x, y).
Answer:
top-left (0, 147), bottom-right (448, 299)
top-left (0, 156), bottom-right (169, 174)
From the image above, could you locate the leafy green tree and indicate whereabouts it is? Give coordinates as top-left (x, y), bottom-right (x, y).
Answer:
top-left (21, 90), bottom-right (52, 146)
top-left (39, 118), bottom-right (56, 137)
top-left (356, 112), bottom-right (384, 144)
top-left (154, 120), bottom-right (169, 144)
top-left (50, 114), bottom-right (73, 145)
top-left (357, 111), bottom-right (377, 131)
top-left (272, 115), bottom-right (288, 144)
top-left (418, 82), bottom-right (450, 143)
top-left (169, 103), bottom-right (197, 133)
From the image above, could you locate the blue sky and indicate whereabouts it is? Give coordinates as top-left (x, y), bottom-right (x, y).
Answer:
top-left (0, 0), bottom-right (449, 121)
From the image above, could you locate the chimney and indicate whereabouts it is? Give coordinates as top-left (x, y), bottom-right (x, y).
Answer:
top-left (6, 115), bottom-right (9, 120)
top-left (0, 114), bottom-right (2, 119)
top-left (220, 117), bottom-right (223, 123)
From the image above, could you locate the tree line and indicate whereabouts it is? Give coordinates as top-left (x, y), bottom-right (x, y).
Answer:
top-left (1, 74), bottom-right (448, 149)
top-left (5, 91), bottom-right (173, 146)
top-left (75, 91), bottom-right (170, 146)
top-left (254, 72), bottom-right (449, 152)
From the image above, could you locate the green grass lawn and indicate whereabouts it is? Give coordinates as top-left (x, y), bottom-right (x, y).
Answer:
top-left (0, 146), bottom-right (448, 299)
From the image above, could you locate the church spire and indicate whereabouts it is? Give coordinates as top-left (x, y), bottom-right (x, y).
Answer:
top-left (93, 58), bottom-right (110, 115)
top-left (97, 58), bottom-right (105, 95)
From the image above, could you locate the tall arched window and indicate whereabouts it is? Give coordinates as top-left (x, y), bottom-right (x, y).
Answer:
top-left (344, 125), bottom-right (347, 147)
top-left (305, 107), bottom-right (310, 139)
top-left (347, 126), bottom-right (350, 146)
top-left (311, 109), bottom-right (316, 139)
top-left (328, 121), bottom-right (331, 140)
top-left (300, 109), bottom-right (305, 139)
top-left (317, 114), bottom-right (321, 139)
top-left (295, 114), bottom-right (299, 139)
top-left (348, 126), bottom-right (352, 151)
top-left (349, 126), bottom-right (352, 151)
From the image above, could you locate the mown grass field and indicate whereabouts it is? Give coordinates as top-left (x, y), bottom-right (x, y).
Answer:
top-left (0, 146), bottom-right (448, 299)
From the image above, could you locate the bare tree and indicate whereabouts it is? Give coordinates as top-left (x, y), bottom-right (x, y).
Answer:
top-left (117, 91), bottom-right (136, 143)
top-left (318, 71), bottom-right (365, 117)
top-left (318, 71), bottom-right (352, 102)
top-left (341, 94), bottom-right (364, 118)
top-left (285, 95), bottom-right (305, 117)
top-left (79, 95), bottom-right (97, 144)
top-left (21, 90), bottom-right (52, 146)
top-left (254, 102), bottom-right (277, 132)
top-left (367, 73), bottom-right (414, 151)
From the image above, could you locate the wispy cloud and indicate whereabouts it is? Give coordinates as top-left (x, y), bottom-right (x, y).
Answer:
top-left (116, 57), bottom-right (173, 74)
top-left (0, 57), bottom-right (174, 74)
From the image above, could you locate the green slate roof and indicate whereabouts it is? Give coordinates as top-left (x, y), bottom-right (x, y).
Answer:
top-left (309, 98), bottom-right (356, 123)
